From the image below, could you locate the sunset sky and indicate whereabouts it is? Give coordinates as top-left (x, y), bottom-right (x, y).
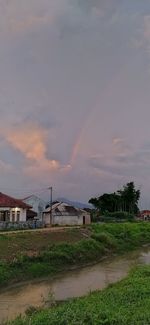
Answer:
top-left (1, 0), bottom-right (150, 206)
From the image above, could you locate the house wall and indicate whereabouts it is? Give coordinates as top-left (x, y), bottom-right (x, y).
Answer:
top-left (82, 213), bottom-right (91, 225)
top-left (43, 213), bottom-right (91, 226)
top-left (0, 207), bottom-right (27, 222)
top-left (23, 196), bottom-right (46, 220)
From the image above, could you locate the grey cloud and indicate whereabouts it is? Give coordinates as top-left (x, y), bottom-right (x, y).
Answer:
top-left (21, 106), bottom-right (58, 129)
top-left (115, 152), bottom-right (150, 165)
top-left (89, 146), bottom-right (150, 178)
top-left (76, 0), bottom-right (120, 15)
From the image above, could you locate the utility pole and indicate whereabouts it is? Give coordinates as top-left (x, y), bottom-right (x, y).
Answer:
top-left (48, 187), bottom-right (53, 225)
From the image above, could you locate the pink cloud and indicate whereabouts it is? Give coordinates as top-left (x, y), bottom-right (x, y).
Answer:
top-left (4, 123), bottom-right (60, 171)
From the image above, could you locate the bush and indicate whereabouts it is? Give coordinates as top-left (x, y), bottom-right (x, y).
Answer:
top-left (25, 306), bottom-right (40, 316)
top-left (91, 232), bottom-right (117, 249)
top-left (105, 211), bottom-right (135, 221)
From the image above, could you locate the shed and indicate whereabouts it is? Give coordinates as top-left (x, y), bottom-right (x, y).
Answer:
top-left (43, 202), bottom-right (91, 226)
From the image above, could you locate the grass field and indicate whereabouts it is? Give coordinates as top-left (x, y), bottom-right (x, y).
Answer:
top-left (0, 222), bottom-right (150, 288)
top-left (7, 265), bottom-right (150, 325)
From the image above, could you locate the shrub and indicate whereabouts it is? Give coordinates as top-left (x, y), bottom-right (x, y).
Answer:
top-left (91, 232), bottom-right (117, 249)
top-left (105, 211), bottom-right (134, 220)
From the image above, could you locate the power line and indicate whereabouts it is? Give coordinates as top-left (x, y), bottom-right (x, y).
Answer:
top-left (0, 186), bottom-right (51, 197)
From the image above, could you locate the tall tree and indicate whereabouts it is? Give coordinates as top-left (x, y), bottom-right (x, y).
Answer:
top-left (117, 182), bottom-right (140, 214)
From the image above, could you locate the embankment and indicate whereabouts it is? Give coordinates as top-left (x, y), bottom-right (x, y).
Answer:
top-left (0, 222), bottom-right (150, 287)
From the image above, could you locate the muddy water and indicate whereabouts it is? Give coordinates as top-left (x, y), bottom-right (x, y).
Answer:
top-left (0, 247), bottom-right (150, 323)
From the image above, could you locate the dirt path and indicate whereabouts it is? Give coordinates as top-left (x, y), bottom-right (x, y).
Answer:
top-left (0, 226), bottom-right (81, 235)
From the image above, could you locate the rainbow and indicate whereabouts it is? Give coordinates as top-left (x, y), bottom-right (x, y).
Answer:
top-left (69, 59), bottom-right (132, 166)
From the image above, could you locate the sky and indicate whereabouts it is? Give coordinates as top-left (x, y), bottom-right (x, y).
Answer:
top-left (1, 0), bottom-right (150, 206)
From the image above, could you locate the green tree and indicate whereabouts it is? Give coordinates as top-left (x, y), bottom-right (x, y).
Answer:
top-left (89, 182), bottom-right (140, 216)
top-left (89, 193), bottom-right (121, 214)
top-left (117, 182), bottom-right (140, 214)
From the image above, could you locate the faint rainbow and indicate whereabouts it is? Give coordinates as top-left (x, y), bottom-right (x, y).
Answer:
top-left (70, 59), bottom-right (133, 166)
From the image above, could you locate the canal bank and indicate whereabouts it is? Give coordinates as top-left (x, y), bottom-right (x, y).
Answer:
top-left (1, 246), bottom-right (150, 323)
top-left (1, 223), bottom-right (150, 289)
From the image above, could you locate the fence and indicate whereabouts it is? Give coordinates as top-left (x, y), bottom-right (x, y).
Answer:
top-left (0, 220), bottom-right (44, 231)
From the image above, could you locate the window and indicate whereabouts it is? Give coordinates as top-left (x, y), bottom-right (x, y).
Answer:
top-left (12, 211), bottom-right (15, 222)
top-left (6, 211), bottom-right (10, 222)
top-left (0, 211), bottom-right (10, 222)
top-left (17, 211), bottom-right (20, 222)
top-left (0, 212), bottom-right (5, 222)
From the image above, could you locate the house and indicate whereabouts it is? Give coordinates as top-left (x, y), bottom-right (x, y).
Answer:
top-left (43, 202), bottom-right (91, 226)
top-left (139, 210), bottom-right (150, 221)
top-left (0, 192), bottom-right (31, 223)
top-left (23, 195), bottom-right (47, 220)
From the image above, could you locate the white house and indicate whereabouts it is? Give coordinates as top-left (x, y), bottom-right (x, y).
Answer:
top-left (43, 202), bottom-right (91, 226)
top-left (23, 195), bottom-right (47, 220)
top-left (0, 192), bottom-right (31, 223)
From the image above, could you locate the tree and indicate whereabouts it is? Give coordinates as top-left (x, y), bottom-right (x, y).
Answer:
top-left (117, 182), bottom-right (140, 214)
top-left (89, 182), bottom-right (140, 215)
top-left (88, 197), bottom-right (100, 211)
top-left (89, 193), bottom-right (121, 214)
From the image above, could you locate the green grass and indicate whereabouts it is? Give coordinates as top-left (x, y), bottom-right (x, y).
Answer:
top-left (7, 265), bottom-right (150, 325)
top-left (0, 223), bottom-right (150, 287)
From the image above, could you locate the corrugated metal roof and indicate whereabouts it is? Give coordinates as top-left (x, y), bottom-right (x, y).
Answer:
top-left (44, 202), bottom-right (88, 216)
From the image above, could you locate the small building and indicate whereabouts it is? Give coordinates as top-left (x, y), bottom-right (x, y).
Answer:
top-left (43, 202), bottom-right (91, 226)
top-left (0, 192), bottom-right (31, 222)
top-left (23, 195), bottom-right (47, 220)
top-left (139, 210), bottom-right (150, 221)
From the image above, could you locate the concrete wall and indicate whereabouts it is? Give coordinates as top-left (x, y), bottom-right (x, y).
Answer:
top-left (43, 213), bottom-right (91, 226)
top-left (53, 215), bottom-right (83, 226)
top-left (82, 214), bottom-right (91, 225)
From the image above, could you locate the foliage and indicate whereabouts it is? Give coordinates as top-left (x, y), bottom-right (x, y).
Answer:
top-left (89, 193), bottom-right (120, 214)
top-left (25, 306), bottom-right (40, 317)
top-left (89, 182), bottom-right (140, 215)
top-left (7, 265), bottom-right (150, 325)
top-left (118, 182), bottom-right (140, 214)
top-left (91, 232), bottom-right (117, 249)
top-left (105, 211), bottom-right (134, 220)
